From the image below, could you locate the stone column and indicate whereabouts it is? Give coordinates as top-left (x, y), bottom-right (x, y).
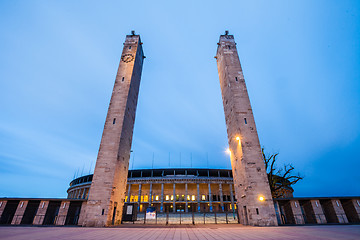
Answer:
top-left (127, 184), bottom-right (131, 203)
top-left (352, 199), bottom-right (360, 220)
top-left (55, 201), bottom-right (70, 225)
top-left (208, 183), bottom-right (213, 212)
top-left (77, 201), bottom-right (87, 226)
top-left (332, 199), bottom-right (349, 223)
top-left (149, 183), bottom-right (153, 205)
top-left (219, 183), bottom-right (224, 212)
top-left (160, 183), bottom-right (164, 212)
top-left (33, 201), bottom-right (49, 225)
top-left (81, 188), bottom-right (86, 199)
top-left (0, 200), bottom-right (7, 219)
top-left (229, 184), bottom-right (235, 212)
top-left (83, 34), bottom-right (145, 227)
top-left (137, 184), bottom-right (142, 211)
top-left (11, 201), bottom-right (28, 225)
top-left (310, 200), bottom-right (327, 224)
top-left (289, 200), bottom-right (305, 224)
top-left (173, 183), bottom-right (176, 212)
top-left (185, 183), bottom-right (188, 212)
top-left (216, 32), bottom-right (277, 226)
top-left (197, 183), bottom-right (200, 212)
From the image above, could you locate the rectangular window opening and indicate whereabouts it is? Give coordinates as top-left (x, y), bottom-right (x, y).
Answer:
top-left (256, 208), bottom-right (259, 215)
top-left (122, 77), bottom-right (124, 82)
top-left (113, 118), bottom-right (116, 124)
top-left (129, 46), bottom-right (131, 49)
top-left (235, 77), bottom-right (238, 82)
top-left (244, 118), bottom-right (247, 124)
top-left (102, 209), bottom-right (105, 215)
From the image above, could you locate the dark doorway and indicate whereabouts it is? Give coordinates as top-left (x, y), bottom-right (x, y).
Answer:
top-left (20, 200), bottom-right (40, 225)
top-left (0, 200), bottom-right (19, 224)
top-left (243, 206), bottom-right (249, 225)
top-left (299, 200), bottom-right (316, 224)
top-left (43, 201), bottom-right (61, 225)
top-left (65, 201), bottom-right (82, 225)
top-left (111, 202), bottom-right (117, 225)
top-left (320, 200), bottom-right (338, 223)
top-left (187, 203), bottom-right (196, 212)
top-left (341, 199), bottom-right (360, 223)
top-left (176, 203), bottom-right (185, 212)
top-left (278, 200), bottom-right (295, 224)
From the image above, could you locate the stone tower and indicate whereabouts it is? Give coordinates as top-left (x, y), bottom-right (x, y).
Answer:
top-left (216, 32), bottom-right (277, 226)
top-left (81, 33), bottom-right (145, 227)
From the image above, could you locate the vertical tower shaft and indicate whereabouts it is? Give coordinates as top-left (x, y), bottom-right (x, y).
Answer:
top-left (216, 33), bottom-right (277, 226)
top-left (82, 34), bottom-right (144, 227)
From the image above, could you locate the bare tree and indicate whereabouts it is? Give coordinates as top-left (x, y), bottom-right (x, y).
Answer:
top-left (262, 148), bottom-right (303, 198)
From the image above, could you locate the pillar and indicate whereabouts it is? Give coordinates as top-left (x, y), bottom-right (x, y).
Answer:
top-left (310, 200), bottom-right (327, 224)
top-left (219, 183), bottom-right (224, 212)
top-left (289, 200), bottom-right (305, 224)
top-left (55, 201), bottom-right (70, 225)
top-left (149, 183), bottom-right (153, 205)
top-left (127, 184), bottom-right (131, 203)
top-left (82, 33), bottom-right (145, 227)
top-left (331, 199), bottom-right (349, 223)
top-left (197, 183), bottom-right (200, 212)
top-left (216, 32), bottom-right (277, 226)
top-left (185, 183), bottom-right (188, 212)
top-left (351, 199), bottom-right (360, 220)
top-left (0, 200), bottom-right (7, 220)
top-left (229, 184), bottom-right (235, 212)
top-left (173, 183), bottom-right (176, 212)
top-left (11, 201), bottom-right (28, 225)
top-left (208, 183), bottom-right (213, 212)
top-left (33, 201), bottom-right (49, 225)
top-left (160, 183), bottom-right (164, 212)
top-left (137, 184), bottom-right (142, 211)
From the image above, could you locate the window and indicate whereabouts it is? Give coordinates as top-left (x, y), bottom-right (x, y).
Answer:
top-left (143, 195), bottom-right (148, 202)
top-left (256, 208), bottom-right (259, 215)
top-left (129, 46), bottom-right (131, 49)
top-left (155, 195), bottom-right (159, 201)
top-left (170, 195), bottom-right (174, 201)
top-left (201, 195), bottom-right (206, 201)
top-left (191, 195), bottom-right (196, 201)
top-left (165, 195), bottom-right (169, 201)
top-left (235, 77), bottom-right (238, 82)
top-left (122, 77), bottom-right (124, 82)
top-left (102, 209), bottom-right (105, 215)
top-left (244, 118), bottom-right (247, 124)
top-left (113, 118), bottom-right (116, 124)
top-left (187, 195), bottom-right (190, 201)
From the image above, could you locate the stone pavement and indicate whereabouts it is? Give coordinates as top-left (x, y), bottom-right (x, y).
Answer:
top-left (0, 225), bottom-right (359, 240)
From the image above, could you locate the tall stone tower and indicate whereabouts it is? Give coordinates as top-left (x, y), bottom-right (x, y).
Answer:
top-left (81, 33), bottom-right (145, 227)
top-left (216, 32), bottom-right (277, 226)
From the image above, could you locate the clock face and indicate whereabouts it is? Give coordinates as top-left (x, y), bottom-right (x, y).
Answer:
top-left (121, 54), bottom-right (134, 63)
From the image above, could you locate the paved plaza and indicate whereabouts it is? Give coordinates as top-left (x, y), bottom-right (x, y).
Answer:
top-left (0, 225), bottom-right (359, 240)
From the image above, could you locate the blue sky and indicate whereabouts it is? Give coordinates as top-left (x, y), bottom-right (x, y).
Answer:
top-left (0, 0), bottom-right (359, 198)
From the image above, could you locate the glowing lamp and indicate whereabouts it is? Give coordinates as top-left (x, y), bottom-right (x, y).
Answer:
top-left (226, 148), bottom-right (231, 155)
top-left (259, 196), bottom-right (265, 202)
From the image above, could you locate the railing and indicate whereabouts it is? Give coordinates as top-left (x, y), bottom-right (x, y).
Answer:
top-left (127, 212), bottom-right (239, 225)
